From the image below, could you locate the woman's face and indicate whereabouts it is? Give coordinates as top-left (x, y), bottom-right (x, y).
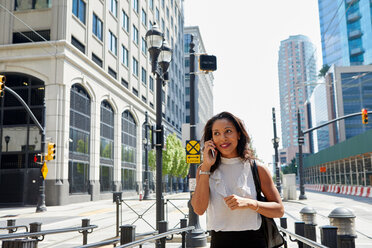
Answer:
top-left (211, 118), bottom-right (240, 158)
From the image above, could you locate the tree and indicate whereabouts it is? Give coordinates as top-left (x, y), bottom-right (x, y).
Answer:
top-left (318, 64), bottom-right (330, 78)
top-left (282, 158), bottom-right (297, 175)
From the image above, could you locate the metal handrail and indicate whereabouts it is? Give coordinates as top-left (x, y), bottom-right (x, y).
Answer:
top-left (116, 226), bottom-right (195, 248)
top-left (278, 226), bottom-right (328, 248)
top-left (0, 225), bottom-right (29, 232)
top-left (0, 225), bottom-right (98, 240)
top-left (74, 231), bottom-right (158, 248)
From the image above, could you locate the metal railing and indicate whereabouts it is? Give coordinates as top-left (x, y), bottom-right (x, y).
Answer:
top-left (279, 226), bottom-right (328, 248)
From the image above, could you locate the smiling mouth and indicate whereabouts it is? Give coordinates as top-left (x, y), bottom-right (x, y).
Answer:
top-left (220, 143), bottom-right (230, 149)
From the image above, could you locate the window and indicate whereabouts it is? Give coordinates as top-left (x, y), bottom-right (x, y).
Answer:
top-left (142, 95), bottom-right (147, 103)
top-left (69, 84), bottom-right (91, 194)
top-left (109, 31), bottom-right (117, 55)
top-left (109, 0), bottom-right (117, 17)
top-left (132, 57), bottom-right (138, 76)
top-left (142, 9), bottom-right (147, 26)
top-left (108, 67), bottom-right (117, 79)
top-left (133, 0), bottom-right (139, 13)
top-left (166, 28), bottom-right (169, 40)
top-left (166, 7), bottom-right (169, 19)
top-left (161, 0), bottom-right (164, 8)
top-left (141, 67), bottom-right (147, 85)
top-left (141, 37), bottom-right (147, 54)
top-left (121, 111), bottom-right (137, 190)
top-left (161, 19), bottom-right (165, 31)
top-left (13, 30), bottom-right (50, 44)
top-left (132, 87), bottom-right (138, 96)
top-left (93, 13), bottom-right (103, 41)
top-left (15, 0), bottom-right (51, 10)
top-left (133, 25), bottom-right (138, 44)
top-left (71, 36), bottom-right (85, 53)
top-left (92, 53), bottom-right (103, 67)
top-left (121, 45), bottom-right (129, 67)
top-left (149, 76), bottom-right (154, 91)
top-left (121, 78), bottom-right (129, 88)
top-left (122, 10), bottom-right (129, 32)
top-left (149, 0), bottom-right (154, 10)
top-left (100, 101), bottom-right (114, 192)
top-left (72, 0), bottom-right (86, 24)
top-left (156, 8), bottom-right (159, 21)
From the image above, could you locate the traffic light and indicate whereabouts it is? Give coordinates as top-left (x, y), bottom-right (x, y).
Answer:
top-left (33, 154), bottom-right (43, 164)
top-left (199, 55), bottom-right (217, 72)
top-left (46, 142), bottom-right (56, 161)
top-left (362, 108), bottom-right (368, 124)
top-left (0, 75), bottom-right (5, 97)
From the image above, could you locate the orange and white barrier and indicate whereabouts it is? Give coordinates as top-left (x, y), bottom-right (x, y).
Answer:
top-left (305, 184), bottom-right (372, 197)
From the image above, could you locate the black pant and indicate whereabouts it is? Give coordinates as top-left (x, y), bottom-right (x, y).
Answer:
top-left (210, 226), bottom-right (267, 248)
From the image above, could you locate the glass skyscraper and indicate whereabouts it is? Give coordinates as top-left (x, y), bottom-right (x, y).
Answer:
top-left (318, 0), bottom-right (372, 66)
top-left (278, 35), bottom-right (317, 162)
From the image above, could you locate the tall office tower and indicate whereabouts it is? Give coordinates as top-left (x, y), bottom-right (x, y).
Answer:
top-left (307, 81), bottom-right (330, 153)
top-left (184, 26), bottom-right (214, 130)
top-left (0, 0), bottom-right (185, 206)
top-left (278, 35), bottom-right (317, 164)
top-left (318, 0), bottom-right (372, 67)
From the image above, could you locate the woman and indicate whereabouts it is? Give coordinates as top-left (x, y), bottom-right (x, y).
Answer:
top-left (191, 112), bottom-right (284, 248)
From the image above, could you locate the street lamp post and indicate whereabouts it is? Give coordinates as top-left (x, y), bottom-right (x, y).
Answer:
top-left (4, 135), bottom-right (10, 152)
top-left (186, 35), bottom-right (207, 248)
top-left (143, 111), bottom-right (150, 200)
top-left (271, 107), bottom-right (281, 195)
top-left (297, 109), bottom-right (307, 200)
top-left (146, 23), bottom-right (172, 233)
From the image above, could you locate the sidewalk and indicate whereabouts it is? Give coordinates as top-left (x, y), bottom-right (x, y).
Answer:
top-left (1, 190), bottom-right (371, 247)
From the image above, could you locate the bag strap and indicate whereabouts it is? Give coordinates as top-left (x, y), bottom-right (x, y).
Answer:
top-left (250, 160), bottom-right (262, 197)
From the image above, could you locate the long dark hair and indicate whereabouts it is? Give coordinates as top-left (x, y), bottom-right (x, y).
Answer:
top-left (202, 111), bottom-right (256, 173)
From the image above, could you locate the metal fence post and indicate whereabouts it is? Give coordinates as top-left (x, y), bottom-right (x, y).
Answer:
top-left (7, 219), bottom-right (16, 233)
top-left (120, 225), bottom-right (136, 245)
top-left (320, 225), bottom-right (337, 248)
top-left (280, 217), bottom-right (288, 248)
top-left (81, 219), bottom-right (90, 245)
top-left (180, 218), bottom-right (187, 248)
top-left (158, 220), bottom-right (168, 248)
top-left (295, 221), bottom-right (305, 248)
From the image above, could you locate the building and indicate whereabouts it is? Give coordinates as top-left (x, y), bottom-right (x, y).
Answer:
top-left (184, 26), bottom-right (214, 128)
top-left (306, 80), bottom-right (330, 153)
top-left (0, 0), bottom-right (185, 206)
top-left (325, 65), bottom-right (372, 145)
top-left (318, 0), bottom-right (372, 67)
top-left (278, 35), bottom-right (317, 164)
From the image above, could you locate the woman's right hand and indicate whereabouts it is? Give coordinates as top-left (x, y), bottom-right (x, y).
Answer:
top-left (202, 140), bottom-right (217, 170)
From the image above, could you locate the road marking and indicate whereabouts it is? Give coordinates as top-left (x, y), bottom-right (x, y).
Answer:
top-left (79, 208), bottom-right (113, 216)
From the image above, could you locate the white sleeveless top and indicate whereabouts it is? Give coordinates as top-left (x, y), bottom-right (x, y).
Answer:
top-left (206, 157), bottom-right (262, 231)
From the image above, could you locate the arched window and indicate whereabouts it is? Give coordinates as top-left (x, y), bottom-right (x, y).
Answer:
top-left (69, 84), bottom-right (90, 194)
top-left (121, 110), bottom-right (137, 191)
top-left (100, 100), bottom-right (114, 192)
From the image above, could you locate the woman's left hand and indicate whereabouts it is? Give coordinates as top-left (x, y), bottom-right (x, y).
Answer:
top-left (224, 194), bottom-right (256, 210)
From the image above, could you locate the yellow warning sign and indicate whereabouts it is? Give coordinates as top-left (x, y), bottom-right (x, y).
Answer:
top-left (41, 162), bottom-right (48, 179)
top-left (187, 155), bottom-right (200, 164)
top-left (186, 140), bottom-right (200, 155)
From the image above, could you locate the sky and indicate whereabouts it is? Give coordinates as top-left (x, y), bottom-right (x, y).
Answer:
top-left (183, 0), bottom-right (322, 165)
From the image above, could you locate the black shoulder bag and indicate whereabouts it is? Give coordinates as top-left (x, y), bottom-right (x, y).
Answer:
top-left (251, 160), bottom-right (285, 248)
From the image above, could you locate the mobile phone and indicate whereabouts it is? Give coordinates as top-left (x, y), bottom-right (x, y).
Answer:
top-left (211, 149), bottom-right (215, 158)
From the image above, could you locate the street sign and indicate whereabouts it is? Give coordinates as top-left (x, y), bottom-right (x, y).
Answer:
top-left (199, 55), bottom-right (217, 72)
top-left (320, 166), bottom-right (326, 173)
top-left (186, 140), bottom-right (200, 155)
top-left (41, 162), bottom-right (48, 179)
top-left (187, 154), bottom-right (200, 163)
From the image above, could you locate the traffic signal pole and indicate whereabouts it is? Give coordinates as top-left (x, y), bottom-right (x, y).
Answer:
top-left (4, 87), bottom-right (47, 212)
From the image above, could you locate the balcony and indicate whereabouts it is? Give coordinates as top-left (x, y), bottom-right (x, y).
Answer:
top-left (348, 30), bottom-right (362, 40)
top-left (347, 12), bottom-right (361, 23)
top-left (350, 47), bottom-right (364, 56)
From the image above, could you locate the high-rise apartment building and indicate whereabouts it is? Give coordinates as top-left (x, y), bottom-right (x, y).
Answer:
top-left (184, 26), bottom-right (214, 128)
top-left (278, 35), bottom-right (317, 164)
top-left (0, 0), bottom-right (185, 206)
top-left (318, 0), bottom-right (372, 67)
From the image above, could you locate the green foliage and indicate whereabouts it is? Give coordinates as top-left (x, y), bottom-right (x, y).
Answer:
top-left (149, 149), bottom-right (156, 171)
top-left (318, 64), bottom-right (330, 78)
top-left (282, 158), bottom-right (298, 175)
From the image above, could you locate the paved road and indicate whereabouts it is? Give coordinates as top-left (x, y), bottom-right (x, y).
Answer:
top-left (0, 190), bottom-right (371, 247)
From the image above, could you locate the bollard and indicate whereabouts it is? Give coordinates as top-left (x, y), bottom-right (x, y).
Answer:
top-left (280, 217), bottom-right (288, 248)
top-left (300, 206), bottom-right (317, 248)
top-left (320, 225), bottom-right (338, 248)
top-left (295, 221), bottom-right (305, 248)
top-left (158, 220), bottom-right (168, 248)
top-left (81, 219), bottom-right (90, 245)
top-left (120, 225), bottom-right (136, 245)
top-left (7, 219), bottom-right (16, 233)
top-left (180, 218), bottom-right (187, 248)
top-left (113, 192), bottom-right (122, 237)
top-left (328, 207), bottom-right (356, 248)
top-left (30, 222), bottom-right (42, 243)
